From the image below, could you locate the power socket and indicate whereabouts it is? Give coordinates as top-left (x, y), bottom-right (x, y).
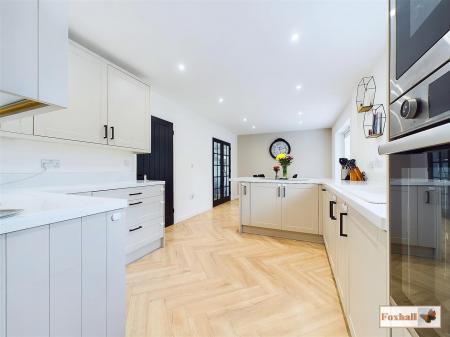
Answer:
top-left (41, 159), bottom-right (60, 170)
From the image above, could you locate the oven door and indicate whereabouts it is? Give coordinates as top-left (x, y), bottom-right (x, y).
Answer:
top-left (390, 0), bottom-right (450, 103)
top-left (389, 143), bottom-right (449, 337)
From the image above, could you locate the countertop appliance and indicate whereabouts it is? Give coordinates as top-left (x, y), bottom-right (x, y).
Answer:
top-left (380, 2), bottom-right (450, 336)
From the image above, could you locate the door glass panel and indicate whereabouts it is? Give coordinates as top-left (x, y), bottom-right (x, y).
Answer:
top-left (212, 139), bottom-right (231, 206)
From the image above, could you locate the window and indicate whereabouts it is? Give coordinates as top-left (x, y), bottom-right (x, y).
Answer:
top-left (344, 127), bottom-right (351, 159)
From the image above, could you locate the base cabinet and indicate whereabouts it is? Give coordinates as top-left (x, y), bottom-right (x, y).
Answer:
top-left (0, 235), bottom-right (6, 337)
top-left (249, 183), bottom-right (282, 229)
top-left (282, 184), bottom-right (318, 234)
top-left (239, 183), bottom-right (251, 227)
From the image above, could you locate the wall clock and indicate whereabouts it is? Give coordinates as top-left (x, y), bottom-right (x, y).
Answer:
top-left (269, 138), bottom-right (291, 159)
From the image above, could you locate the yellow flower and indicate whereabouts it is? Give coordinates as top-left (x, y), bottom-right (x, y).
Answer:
top-left (276, 153), bottom-right (287, 161)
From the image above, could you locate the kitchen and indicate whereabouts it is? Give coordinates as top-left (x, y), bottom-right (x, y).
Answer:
top-left (0, 1), bottom-right (449, 337)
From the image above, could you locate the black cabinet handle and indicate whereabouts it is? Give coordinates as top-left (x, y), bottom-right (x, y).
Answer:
top-left (129, 192), bottom-right (142, 196)
top-left (425, 190), bottom-right (431, 204)
top-left (129, 201), bottom-right (143, 206)
top-left (340, 212), bottom-right (348, 237)
top-left (329, 200), bottom-right (336, 220)
top-left (110, 126), bottom-right (115, 140)
top-left (103, 125), bottom-right (108, 139)
top-left (129, 225), bottom-right (143, 232)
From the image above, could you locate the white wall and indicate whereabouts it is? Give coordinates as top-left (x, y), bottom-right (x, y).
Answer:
top-left (238, 129), bottom-right (332, 179)
top-left (148, 90), bottom-right (238, 223)
top-left (332, 47), bottom-right (388, 184)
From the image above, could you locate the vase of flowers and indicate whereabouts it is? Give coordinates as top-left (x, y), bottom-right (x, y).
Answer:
top-left (275, 153), bottom-right (294, 179)
top-left (273, 165), bottom-right (280, 179)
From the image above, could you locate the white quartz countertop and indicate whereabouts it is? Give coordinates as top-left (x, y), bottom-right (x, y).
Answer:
top-left (231, 177), bottom-right (387, 230)
top-left (0, 180), bottom-right (164, 235)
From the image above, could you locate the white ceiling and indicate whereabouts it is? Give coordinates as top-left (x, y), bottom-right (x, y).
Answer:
top-left (69, 0), bottom-right (388, 135)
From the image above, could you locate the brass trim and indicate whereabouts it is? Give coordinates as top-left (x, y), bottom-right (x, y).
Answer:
top-left (0, 99), bottom-right (47, 116)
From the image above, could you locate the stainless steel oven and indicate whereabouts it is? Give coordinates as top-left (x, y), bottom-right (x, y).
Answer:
top-left (390, 0), bottom-right (450, 103)
top-left (381, 20), bottom-right (450, 334)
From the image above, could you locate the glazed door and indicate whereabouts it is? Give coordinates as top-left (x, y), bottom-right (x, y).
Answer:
top-left (212, 138), bottom-right (231, 207)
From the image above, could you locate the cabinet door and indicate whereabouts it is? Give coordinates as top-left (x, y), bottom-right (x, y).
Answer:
top-left (0, 117), bottom-right (33, 135)
top-left (0, 235), bottom-right (5, 337)
top-left (107, 211), bottom-right (126, 337)
top-left (336, 201), bottom-right (349, 315)
top-left (50, 219), bottom-right (82, 337)
top-left (348, 210), bottom-right (388, 337)
top-left (0, 0), bottom-right (38, 99)
top-left (6, 226), bottom-right (50, 337)
top-left (281, 184), bottom-right (318, 234)
top-left (327, 192), bottom-right (338, 273)
top-left (417, 186), bottom-right (441, 249)
top-left (38, 0), bottom-right (68, 107)
top-left (34, 43), bottom-right (108, 143)
top-left (240, 183), bottom-right (251, 226)
top-left (390, 186), bottom-right (418, 246)
top-left (107, 66), bottom-right (150, 151)
top-left (250, 183), bottom-right (282, 229)
top-left (321, 188), bottom-right (330, 247)
top-left (82, 213), bottom-right (107, 337)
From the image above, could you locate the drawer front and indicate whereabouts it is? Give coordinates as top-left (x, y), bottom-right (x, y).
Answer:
top-left (126, 196), bottom-right (164, 225)
top-left (92, 185), bottom-right (164, 201)
top-left (127, 217), bottom-right (164, 253)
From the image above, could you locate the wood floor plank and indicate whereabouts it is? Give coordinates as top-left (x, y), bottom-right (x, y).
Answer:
top-left (126, 200), bottom-right (348, 337)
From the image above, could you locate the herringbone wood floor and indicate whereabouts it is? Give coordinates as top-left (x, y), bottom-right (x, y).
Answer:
top-left (126, 200), bottom-right (349, 337)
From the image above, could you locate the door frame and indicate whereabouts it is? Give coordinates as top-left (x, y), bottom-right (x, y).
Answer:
top-left (212, 137), bottom-right (231, 207)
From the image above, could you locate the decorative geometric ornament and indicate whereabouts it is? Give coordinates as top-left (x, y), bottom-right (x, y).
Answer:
top-left (356, 76), bottom-right (376, 113)
top-left (363, 104), bottom-right (386, 138)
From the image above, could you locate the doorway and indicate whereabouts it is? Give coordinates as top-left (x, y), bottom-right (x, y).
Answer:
top-left (137, 116), bottom-right (174, 226)
top-left (212, 138), bottom-right (231, 207)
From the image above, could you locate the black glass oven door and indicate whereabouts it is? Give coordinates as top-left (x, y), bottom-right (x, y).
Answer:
top-left (396, 0), bottom-right (450, 79)
top-left (390, 145), bottom-right (449, 337)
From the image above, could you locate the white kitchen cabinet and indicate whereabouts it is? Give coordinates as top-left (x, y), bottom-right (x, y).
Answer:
top-left (335, 200), bottom-right (349, 315)
top-left (417, 186), bottom-right (441, 249)
top-left (390, 186), bottom-right (418, 246)
top-left (240, 183), bottom-right (251, 227)
top-left (250, 183), bottom-right (282, 229)
top-left (6, 226), bottom-right (50, 337)
top-left (326, 191), bottom-right (338, 273)
top-left (82, 213), bottom-right (107, 337)
top-left (281, 184), bottom-right (318, 234)
top-left (107, 211), bottom-right (126, 337)
top-left (0, 235), bottom-right (5, 337)
top-left (34, 43), bottom-right (108, 143)
top-left (347, 208), bottom-right (388, 337)
top-left (0, 117), bottom-right (33, 135)
top-left (50, 219), bottom-right (82, 337)
top-left (321, 188), bottom-right (330, 248)
top-left (107, 65), bottom-right (150, 151)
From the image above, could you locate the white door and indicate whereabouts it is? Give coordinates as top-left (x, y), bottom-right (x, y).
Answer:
top-left (6, 226), bottom-right (50, 337)
top-left (50, 219), bottom-right (82, 337)
top-left (0, 235), bottom-right (5, 337)
top-left (34, 42), bottom-right (108, 143)
top-left (107, 66), bottom-right (150, 151)
top-left (0, 117), bottom-right (33, 135)
top-left (240, 183), bottom-right (251, 227)
top-left (281, 184), bottom-right (319, 234)
top-left (250, 183), bottom-right (282, 230)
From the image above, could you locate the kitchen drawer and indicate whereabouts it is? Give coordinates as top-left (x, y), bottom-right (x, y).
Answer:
top-left (127, 217), bottom-right (164, 253)
top-left (127, 195), bottom-right (164, 224)
top-left (92, 185), bottom-right (164, 201)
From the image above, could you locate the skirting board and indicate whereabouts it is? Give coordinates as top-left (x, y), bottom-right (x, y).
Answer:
top-left (126, 238), bottom-right (164, 264)
top-left (241, 225), bottom-right (324, 244)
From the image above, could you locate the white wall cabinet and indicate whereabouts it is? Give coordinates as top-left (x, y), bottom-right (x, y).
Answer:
top-left (239, 183), bottom-right (251, 227)
top-left (0, 117), bottom-right (33, 135)
top-left (107, 66), bottom-right (150, 151)
top-left (0, 235), bottom-right (5, 337)
top-left (250, 183), bottom-right (282, 229)
top-left (35, 43), bottom-right (108, 143)
top-left (281, 184), bottom-right (318, 234)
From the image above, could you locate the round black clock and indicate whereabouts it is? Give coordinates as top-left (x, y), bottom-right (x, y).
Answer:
top-left (269, 138), bottom-right (291, 159)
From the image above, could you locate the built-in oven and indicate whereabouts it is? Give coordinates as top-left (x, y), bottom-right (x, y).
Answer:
top-left (381, 36), bottom-right (450, 337)
top-left (390, 0), bottom-right (450, 103)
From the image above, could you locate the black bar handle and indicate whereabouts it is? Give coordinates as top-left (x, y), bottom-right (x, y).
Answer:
top-left (129, 192), bottom-right (142, 196)
top-left (329, 201), bottom-right (336, 220)
top-left (425, 190), bottom-right (431, 204)
top-left (129, 225), bottom-right (143, 232)
top-left (340, 212), bottom-right (348, 237)
top-left (110, 126), bottom-right (115, 140)
top-left (129, 201), bottom-right (143, 206)
top-left (103, 125), bottom-right (108, 139)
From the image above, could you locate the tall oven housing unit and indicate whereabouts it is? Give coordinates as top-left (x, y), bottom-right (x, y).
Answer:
top-left (379, 1), bottom-right (450, 337)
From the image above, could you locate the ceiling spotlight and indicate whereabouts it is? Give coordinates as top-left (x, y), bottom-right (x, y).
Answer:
top-left (218, 97), bottom-right (224, 103)
top-left (177, 63), bottom-right (185, 72)
top-left (295, 84), bottom-right (302, 91)
top-left (298, 111), bottom-right (303, 116)
top-left (243, 117), bottom-right (247, 122)
top-left (252, 125), bottom-right (256, 129)
top-left (291, 33), bottom-right (300, 43)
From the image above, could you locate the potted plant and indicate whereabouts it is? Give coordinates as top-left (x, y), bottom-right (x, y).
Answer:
top-left (275, 153), bottom-right (294, 179)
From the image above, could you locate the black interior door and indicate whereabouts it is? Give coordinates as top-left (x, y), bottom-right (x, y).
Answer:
top-left (137, 116), bottom-right (174, 226)
top-left (213, 138), bottom-right (231, 207)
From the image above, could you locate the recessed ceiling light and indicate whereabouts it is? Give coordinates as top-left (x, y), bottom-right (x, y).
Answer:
top-left (243, 117), bottom-right (247, 122)
top-left (252, 125), bottom-right (256, 129)
top-left (298, 120), bottom-right (303, 125)
top-left (291, 33), bottom-right (300, 43)
top-left (295, 84), bottom-right (302, 91)
top-left (218, 97), bottom-right (224, 103)
top-left (177, 63), bottom-right (185, 72)
top-left (298, 111), bottom-right (303, 116)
